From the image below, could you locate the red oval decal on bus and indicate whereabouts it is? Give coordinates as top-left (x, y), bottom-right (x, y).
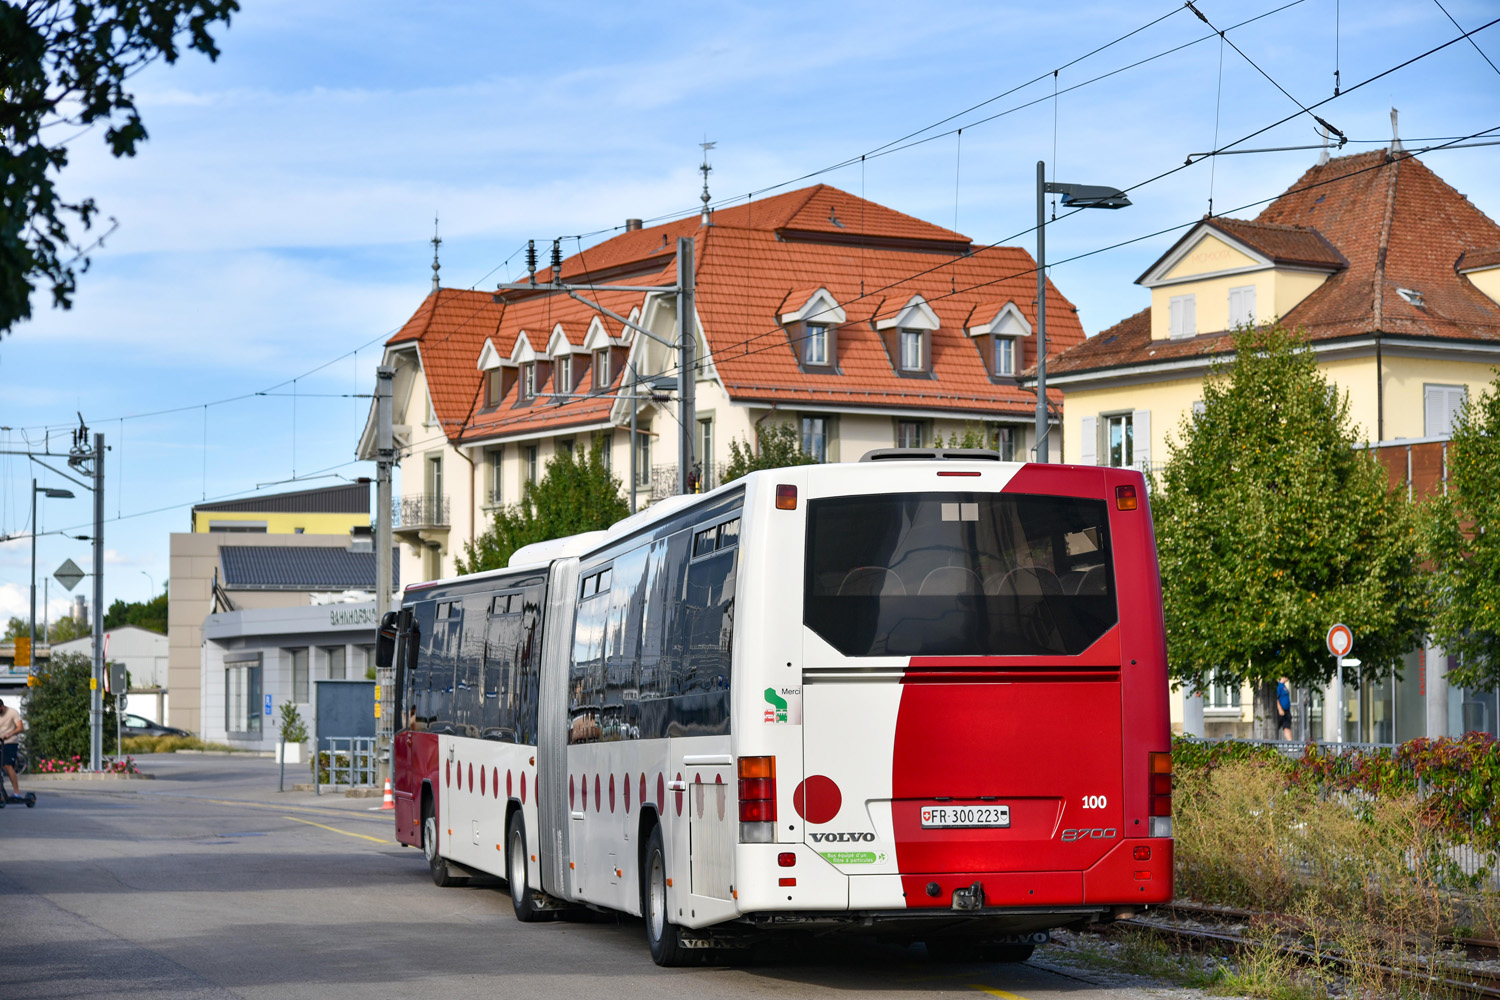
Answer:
top-left (521, 771), bottom-right (527, 804)
top-left (674, 773), bottom-right (684, 816)
top-left (609, 774), bottom-right (616, 813)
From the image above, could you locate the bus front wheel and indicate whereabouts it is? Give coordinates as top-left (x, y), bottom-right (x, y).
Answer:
top-left (643, 824), bottom-right (686, 966)
top-left (423, 799), bottom-right (466, 888)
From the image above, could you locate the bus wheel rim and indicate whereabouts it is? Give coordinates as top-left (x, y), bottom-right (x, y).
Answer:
top-left (510, 828), bottom-right (525, 905)
top-left (424, 815), bottom-right (437, 864)
top-left (649, 850), bottom-right (666, 940)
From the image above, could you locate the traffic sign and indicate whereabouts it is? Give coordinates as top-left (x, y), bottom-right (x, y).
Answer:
top-left (1326, 624), bottom-right (1354, 658)
top-left (54, 558), bottom-right (85, 592)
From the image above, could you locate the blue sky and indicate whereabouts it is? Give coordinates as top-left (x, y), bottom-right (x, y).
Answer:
top-left (2, 0), bottom-right (1497, 623)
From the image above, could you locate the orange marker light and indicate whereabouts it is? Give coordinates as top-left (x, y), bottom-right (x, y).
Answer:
top-left (1116, 484), bottom-right (1138, 510)
top-left (776, 485), bottom-right (797, 510)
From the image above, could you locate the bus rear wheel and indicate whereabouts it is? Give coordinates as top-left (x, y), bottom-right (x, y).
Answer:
top-left (643, 824), bottom-right (686, 966)
top-left (507, 812), bottom-right (546, 922)
top-left (423, 799), bottom-right (466, 888)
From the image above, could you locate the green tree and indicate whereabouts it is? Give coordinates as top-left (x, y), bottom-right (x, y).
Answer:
top-left (1424, 371), bottom-right (1500, 689)
top-left (721, 422), bottom-right (819, 484)
top-left (3, 616), bottom-right (26, 640)
top-left (1, 1), bottom-right (238, 334)
top-left (47, 613), bottom-right (89, 643)
top-left (939, 423), bottom-right (997, 449)
top-left (457, 443), bottom-right (629, 574)
top-left (24, 650), bottom-right (119, 759)
top-left (1152, 324), bottom-right (1426, 737)
top-left (103, 587), bottom-right (167, 634)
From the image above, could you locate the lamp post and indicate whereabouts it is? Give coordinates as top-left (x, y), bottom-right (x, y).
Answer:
top-left (1034, 163), bottom-right (1131, 462)
top-left (141, 570), bottom-right (154, 599)
top-left (30, 480), bottom-right (76, 668)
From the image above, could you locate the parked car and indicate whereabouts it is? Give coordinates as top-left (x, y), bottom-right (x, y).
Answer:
top-left (122, 714), bottom-right (193, 739)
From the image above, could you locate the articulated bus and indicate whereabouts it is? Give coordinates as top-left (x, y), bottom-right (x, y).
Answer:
top-left (380, 451), bottom-right (1173, 965)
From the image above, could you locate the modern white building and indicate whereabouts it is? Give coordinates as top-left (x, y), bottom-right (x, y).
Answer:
top-left (200, 600), bottom-right (380, 753)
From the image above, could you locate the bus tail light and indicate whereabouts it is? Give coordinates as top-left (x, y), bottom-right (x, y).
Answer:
top-left (776, 485), bottom-right (798, 510)
top-left (1116, 485), bottom-right (1138, 510)
top-left (1149, 751), bottom-right (1172, 837)
top-left (739, 756), bottom-right (777, 842)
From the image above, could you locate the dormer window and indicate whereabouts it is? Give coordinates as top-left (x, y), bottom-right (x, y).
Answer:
top-left (1396, 287), bottom-right (1424, 308)
top-left (994, 336), bottom-right (1017, 376)
top-left (900, 329), bottom-right (924, 371)
top-left (484, 369), bottom-right (502, 407)
top-left (594, 348), bottom-right (611, 388)
top-left (522, 364), bottom-right (536, 400)
top-left (805, 324), bottom-right (829, 366)
top-left (556, 355), bottom-right (572, 396)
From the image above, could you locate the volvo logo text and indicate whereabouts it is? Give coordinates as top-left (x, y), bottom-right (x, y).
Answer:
top-left (809, 832), bottom-right (877, 843)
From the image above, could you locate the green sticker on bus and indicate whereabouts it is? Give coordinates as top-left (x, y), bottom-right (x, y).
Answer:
top-left (820, 851), bottom-right (880, 864)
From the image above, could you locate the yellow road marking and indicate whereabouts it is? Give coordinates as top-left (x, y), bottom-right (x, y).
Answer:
top-left (284, 816), bottom-right (394, 844)
top-left (968, 987), bottom-right (1027, 1000)
top-left (197, 797), bottom-right (391, 821)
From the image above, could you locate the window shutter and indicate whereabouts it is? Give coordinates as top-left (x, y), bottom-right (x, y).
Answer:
top-left (1183, 295), bottom-right (1196, 336)
top-left (1425, 384), bottom-right (1468, 437)
top-left (1080, 416), bottom-right (1098, 465)
top-left (1445, 386), bottom-right (1467, 436)
top-left (1132, 410), bottom-right (1151, 470)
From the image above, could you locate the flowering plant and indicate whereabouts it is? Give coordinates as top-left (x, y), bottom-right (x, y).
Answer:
top-left (32, 755), bottom-right (139, 775)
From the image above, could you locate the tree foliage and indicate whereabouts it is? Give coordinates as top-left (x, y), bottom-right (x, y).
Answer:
top-left (721, 422), bottom-right (818, 484)
top-left (103, 587), bottom-right (167, 634)
top-left (23, 650), bottom-right (118, 759)
top-left (1, 0), bottom-right (238, 334)
top-left (457, 443), bottom-right (629, 574)
top-left (1152, 324), bottom-right (1425, 731)
top-left (1423, 372), bottom-right (1500, 689)
top-left (3, 612), bottom-right (87, 641)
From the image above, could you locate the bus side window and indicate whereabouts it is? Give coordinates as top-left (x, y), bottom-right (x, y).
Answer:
top-left (485, 598), bottom-right (521, 742)
top-left (407, 600), bottom-right (437, 730)
top-left (451, 593), bottom-right (488, 739)
top-left (515, 587), bottom-right (544, 744)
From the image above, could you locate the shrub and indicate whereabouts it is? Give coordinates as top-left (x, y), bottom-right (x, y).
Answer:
top-left (23, 651), bottom-right (119, 760)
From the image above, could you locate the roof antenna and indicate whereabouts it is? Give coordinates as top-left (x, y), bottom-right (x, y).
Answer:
top-left (430, 213), bottom-right (442, 292)
top-left (1389, 107), bottom-right (1402, 154)
top-left (1318, 124), bottom-right (1331, 166)
top-left (699, 138), bottom-right (716, 226)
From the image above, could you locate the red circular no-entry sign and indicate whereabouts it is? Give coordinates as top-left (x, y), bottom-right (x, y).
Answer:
top-left (1326, 624), bottom-right (1353, 658)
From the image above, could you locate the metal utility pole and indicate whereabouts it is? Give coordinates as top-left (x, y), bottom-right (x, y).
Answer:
top-left (375, 366), bottom-right (394, 621)
top-left (90, 431), bottom-right (105, 772)
top-left (1032, 164), bottom-right (1131, 463)
top-left (1035, 162), bottom-right (1048, 463)
top-left (29, 478), bottom-right (37, 672)
top-left (628, 362), bottom-right (639, 513)
top-left (676, 237), bottom-right (696, 495)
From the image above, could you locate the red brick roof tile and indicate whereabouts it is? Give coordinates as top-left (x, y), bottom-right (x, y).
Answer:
top-left (388, 186), bottom-right (1079, 444)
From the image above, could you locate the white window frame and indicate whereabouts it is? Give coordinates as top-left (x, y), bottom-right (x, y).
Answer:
top-left (522, 363), bottom-right (536, 400)
top-left (486, 446), bottom-right (503, 506)
top-left (897, 420), bottom-right (924, 449)
top-left (525, 445), bottom-right (539, 484)
top-left (1169, 294), bottom-right (1196, 339)
top-left (556, 355), bottom-right (572, 395)
top-left (994, 335), bottom-right (1017, 376)
top-left (634, 424), bottom-right (651, 487)
top-left (899, 329), bottom-right (924, 371)
top-left (802, 416), bottom-right (829, 462)
top-left (1424, 383), bottom-right (1468, 438)
top-left (1104, 412), bottom-right (1134, 468)
top-left (594, 348), bottom-right (611, 389)
top-left (804, 324), bottom-right (828, 366)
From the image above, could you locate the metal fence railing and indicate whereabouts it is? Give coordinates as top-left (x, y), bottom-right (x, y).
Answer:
top-left (314, 737), bottom-right (378, 795)
top-left (394, 494), bottom-right (450, 529)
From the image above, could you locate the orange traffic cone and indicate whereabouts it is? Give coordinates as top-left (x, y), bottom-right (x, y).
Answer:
top-left (381, 779), bottom-right (395, 810)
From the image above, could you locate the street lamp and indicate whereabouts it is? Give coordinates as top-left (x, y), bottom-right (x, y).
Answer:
top-left (141, 570), bottom-right (155, 599)
top-left (1033, 162), bottom-right (1131, 462)
top-left (30, 480), bottom-right (76, 669)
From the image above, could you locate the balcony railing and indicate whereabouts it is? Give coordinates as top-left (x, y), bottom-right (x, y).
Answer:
top-left (394, 494), bottom-right (450, 530)
top-left (647, 463), bottom-right (730, 502)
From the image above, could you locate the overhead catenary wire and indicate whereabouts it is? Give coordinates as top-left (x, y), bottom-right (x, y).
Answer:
top-left (1432, 0), bottom-right (1500, 78)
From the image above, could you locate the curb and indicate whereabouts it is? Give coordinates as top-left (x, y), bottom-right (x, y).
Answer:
top-left (22, 771), bottom-right (155, 781)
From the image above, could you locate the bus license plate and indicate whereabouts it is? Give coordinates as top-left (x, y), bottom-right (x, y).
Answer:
top-left (921, 805), bottom-right (1010, 829)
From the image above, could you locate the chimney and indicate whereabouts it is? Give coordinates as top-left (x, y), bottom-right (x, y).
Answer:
top-left (349, 524), bottom-right (373, 553)
top-left (625, 218), bottom-right (643, 232)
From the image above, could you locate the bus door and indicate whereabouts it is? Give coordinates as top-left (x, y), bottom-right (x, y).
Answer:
top-left (800, 488), bottom-right (1125, 909)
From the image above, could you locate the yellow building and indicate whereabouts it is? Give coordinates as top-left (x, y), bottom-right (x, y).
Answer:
top-left (1043, 148), bottom-right (1500, 743)
top-left (190, 482), bottom-right (372, 535)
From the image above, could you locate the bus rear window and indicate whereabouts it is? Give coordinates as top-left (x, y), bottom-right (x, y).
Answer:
top-left (804, 492), bottom-right (1116, 657)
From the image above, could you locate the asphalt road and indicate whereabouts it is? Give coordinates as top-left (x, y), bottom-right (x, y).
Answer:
top-left (0, 755), bottom-right (1200, 1000)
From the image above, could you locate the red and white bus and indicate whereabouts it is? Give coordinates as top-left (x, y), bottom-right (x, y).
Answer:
top-left (381, 451), bottom-right (1173, 964)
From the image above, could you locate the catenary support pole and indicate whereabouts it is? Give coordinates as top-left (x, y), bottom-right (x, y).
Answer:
top-left (628, 362), bottom-right (638, 513)
top-left (677, 237), bottom-right (696, 494)
top-left (374, 365), bottom-right (394, 788)
top-left (1035, 161), bottom-right (1049, 463)
top-left (29, 478), bottom-right (37, 678)
top-left (91, 432), bottom-right (104, 771)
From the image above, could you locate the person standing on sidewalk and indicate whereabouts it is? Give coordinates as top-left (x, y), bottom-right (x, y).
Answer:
top-left (0, 698), bottom-right (24, 797)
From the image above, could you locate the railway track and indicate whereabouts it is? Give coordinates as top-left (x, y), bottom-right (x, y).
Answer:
top-left (1102, 904), bottom-right (1500, 999)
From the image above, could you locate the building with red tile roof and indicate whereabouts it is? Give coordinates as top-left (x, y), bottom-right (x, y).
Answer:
top-left (358, 184), bottom-right (1084, 582)
top-left (1044, 149), bottom-right (1500, 474)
